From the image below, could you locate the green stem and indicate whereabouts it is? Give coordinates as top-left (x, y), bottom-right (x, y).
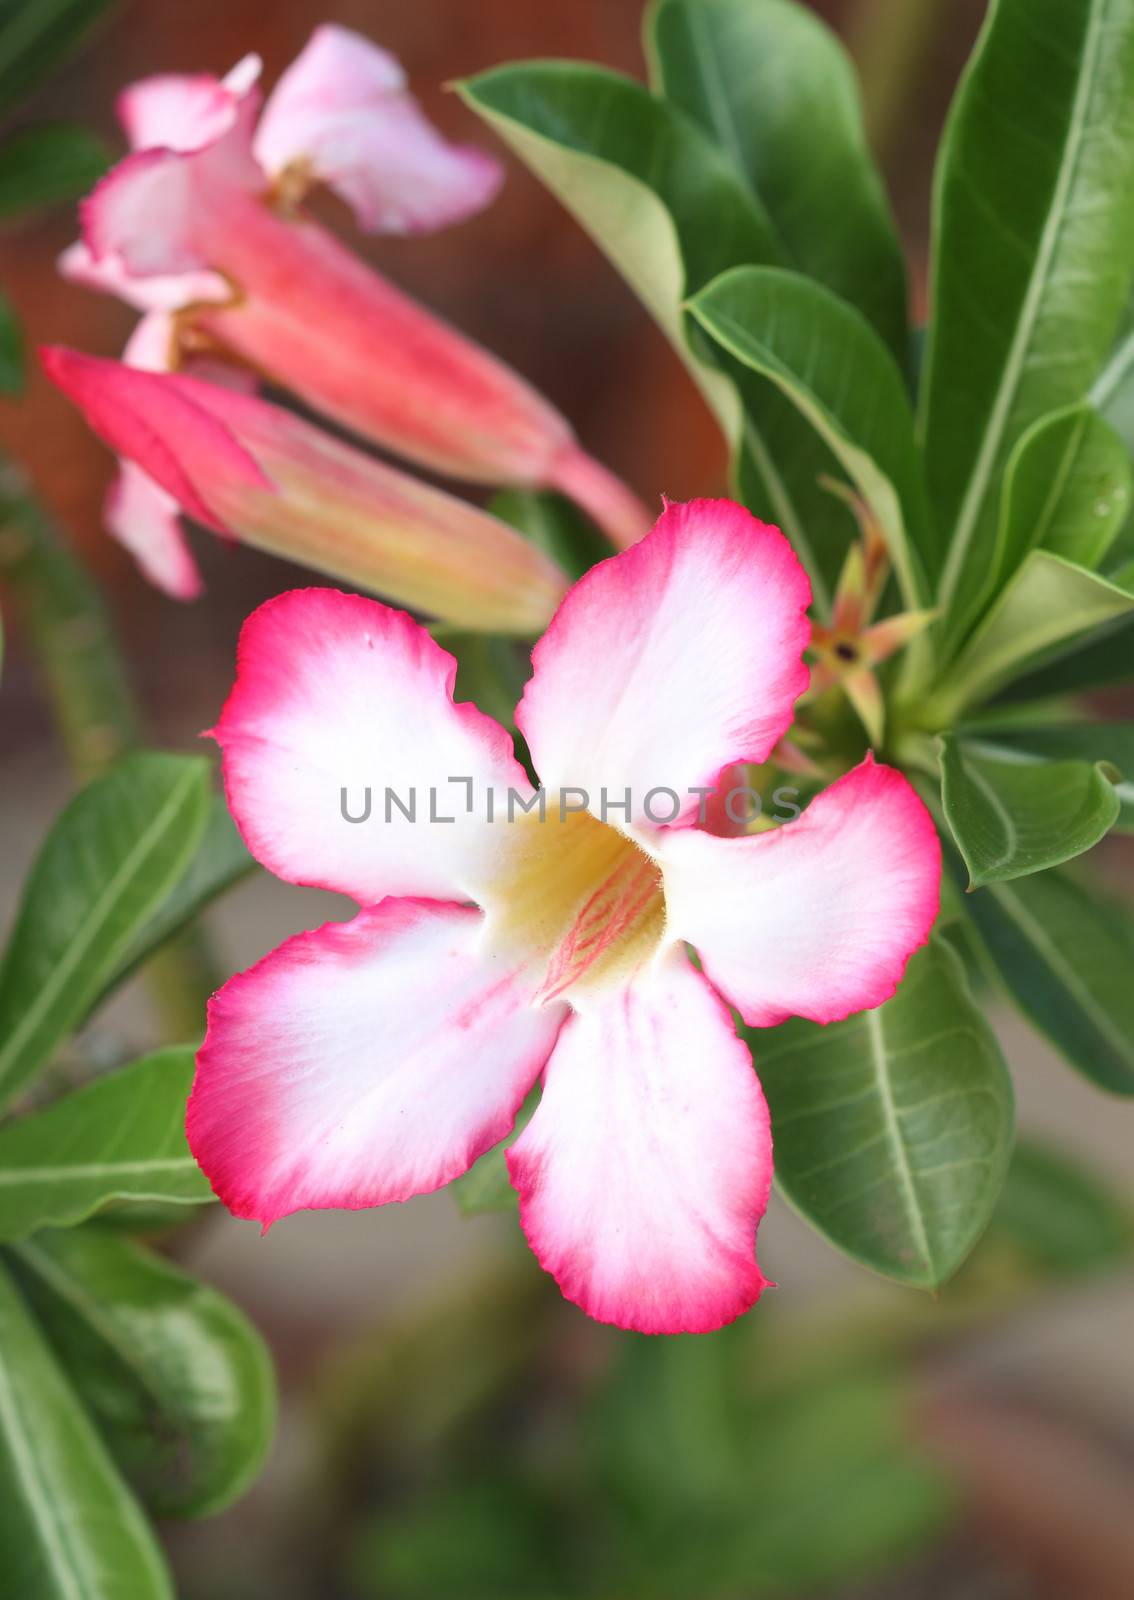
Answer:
top-left (0, 455), bottom-right (217, 1038)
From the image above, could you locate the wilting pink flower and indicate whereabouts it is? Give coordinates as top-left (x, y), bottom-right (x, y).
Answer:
top-left (44, 347), bottom-right (569, 634)
top-left (187, 499), bottom-right (940, 1334)
top-left (67, 26), bottom-right (650, 552)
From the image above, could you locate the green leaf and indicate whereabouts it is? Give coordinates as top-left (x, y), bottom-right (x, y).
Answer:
top-left (963, 866), bottom-right (1134, 1094)
top-left (490, 487), bottom-right (612, 582)
top-left (987, 405), bottom-right (1132, 598)
top-left (922, 0), bottom-right (1134, 635)
top-left (752, 937), bottom-right (1014, 1289)
top-left (1093, 294), bottom-right (1134, 449)
top-left (98, 793), bottom-right (255, 1005)
top-left (0, 0), bottom-right (116, 115)
top-left (456, 61), bottom-right (852, 613)
top-left (589, 1336), bottom-right (952, 1595)
top-left (690, 264), bottom-right (931, 608)
top-left (996, 613), bottom-right (1134, 702)
top-left (937, 551), bottom-right (1134, 713)
top-left (458, 60), bottom-right (779, 432)
top-left (957, 720), bottom-right (1134, 831)
top-left (0, 1049), bottom-right (211, 1244)
top-left (734, 1367), bottom-right (952, 1592)
top-left (353, 1476), bottom-right (563, 1599)
top-left (0, 1257), bottom-right (172, 1598)
top-left (451, 1093), bottom-right (538, 1217)
top-left (0, 288), bottom-right (23, 394)
top-left (0, 124), bottom-right (111, 218)
top-left (0, 752), bottom-right (211, 1108)
top-left (988, 1138), bottom-right (1131, 1276)
top-left (433, 628), bottom-right (530, 738)
top-left (8, 1228), bottom-right (275, 1520)
top-left (940, 734), bottom-right (1120, 886)
top-left (645, 0), bottom-right (908, 364)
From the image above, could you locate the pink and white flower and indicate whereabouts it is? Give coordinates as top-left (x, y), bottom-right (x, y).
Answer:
top-left (188, 499), bottom-right (941, 1334)
top-left (43, 346), bottom-right (570, 634)
top-left (57, 243), bottom-right (239, 599)
top-left (64, 24), bottom-right (650, 569)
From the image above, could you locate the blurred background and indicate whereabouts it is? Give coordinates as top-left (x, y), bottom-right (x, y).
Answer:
top-left (4, 1), bottom-right (1134, 1596)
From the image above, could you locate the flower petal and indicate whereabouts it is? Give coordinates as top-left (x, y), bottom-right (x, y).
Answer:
top-left (117, 57), bottom-right (262, 152)
top-left (43, 346), bottom-right (569, 631)
top-left (212, 587), bottom-right (532, 904)
top-left (661, 756), bottom-right (941, 1028)
top-left (40, 345), bottom-right (267, 531)
top-left (508, 951), bottom-right (772, 1334)
top-left (516, 499), bottom-right (812, 827)
top-left (195, 207), bottom-right (575, 484)
top-left (84, 66), bottom-right (263, 278)
top-left (58, 239), bottom-right (229, 315)
top-left (105, 462), bottom-right (201, 600)
top-left (188, 899), bottom-right (564, 1226)
top-left (254, 25), bottom-right (502, 234)
top-left (120, 305), bottom-right (176, 373)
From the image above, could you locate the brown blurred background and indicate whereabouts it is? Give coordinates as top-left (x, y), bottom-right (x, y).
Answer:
top-left (7, 4), bottom-right (1134, 1599)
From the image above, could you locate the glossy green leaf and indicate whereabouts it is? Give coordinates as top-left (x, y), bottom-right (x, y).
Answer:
top-left (0, 0), bottom-right (116, 114)
top-left (938, 552), bottom-right (1134, 715)
top-left (458, 60), bottom-right (778, 431)
top-left (690, 264), bottom-right (931, 607)
top-left (940, 734), bottom-right (1120, 886)
top-left (0, 752), bottom-right (211, 1108)
top-left (0, 1258), bottom-right (172, 1598)
top-left (987, 405), bottom-right (1132, 600)
top-left (752, 938), bottom-right (1014, 1288)
top-left (964, 866), bottom-right (1134, 1094)
top-left (491, 487), bottom-right (613, 582)
top-left (0, 124), bottom-right (110, 218)
top-left (645, 0), bottom-right (908, 364)
top-left (0, 1049), bottom-right (210, 1244)
top-left (988, 1138), bottom-right (1131, 1276)
top-left (922, 0), bottom-right (1134, 634)
top-left (1093, 292), bottom-right (1134, 449)
top-left (0, 288), bottom-right (23, 394)
top-left (8, 1228), bottom-right (275, 1520)
top-left (958, 720), bottom-right (1134, 831)
top-left (457, 61), bottom-right (853, 613)
top-left (98, 792), bottom-right (255, 1005)
top-left (996, 613), bottom-right (1134, 702)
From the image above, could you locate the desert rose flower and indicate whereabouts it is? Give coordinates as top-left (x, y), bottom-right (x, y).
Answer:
top-left (56, 244), bottom-right (252, 599)
top-left (67, 26), bottom-right (650, 550)
top-left (43, 347), bottom-right (569, 634)
top-left (187, 499), bottom-right (941, 1334)
top-left (806, 495), bottom-right (936, 745)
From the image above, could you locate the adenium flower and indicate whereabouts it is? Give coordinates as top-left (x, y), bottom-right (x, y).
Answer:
top-left (806, 484), bottom-right (936, 744)
top-left (55, 246), bottom-right (249, 600)
top-left (64, 25), bottom-right (650, 560)
top-left (43, 347), bottom-right (569, 635)
top-left (187, 499), bottom-right (941, 1334)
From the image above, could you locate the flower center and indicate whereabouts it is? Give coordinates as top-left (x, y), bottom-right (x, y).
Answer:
top-left (486, 801), bottom-right (666, 1004)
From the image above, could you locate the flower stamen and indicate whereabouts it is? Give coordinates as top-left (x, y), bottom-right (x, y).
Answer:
top-left (485, 804), bottom-right (665, 1004)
